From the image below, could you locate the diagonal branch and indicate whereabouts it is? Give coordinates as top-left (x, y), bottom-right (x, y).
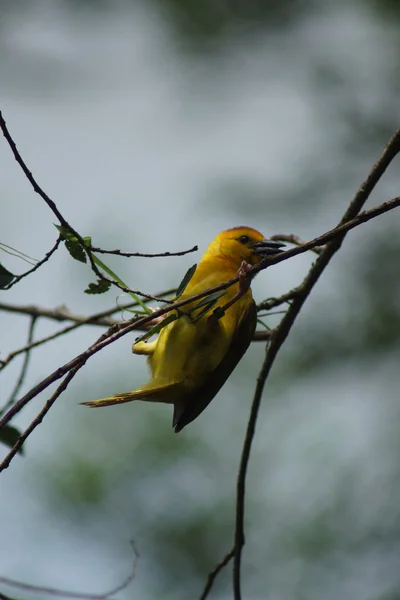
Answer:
top-left (199, 549), bottom-right (235, 600)
top-left (0, 112), bottom-right (83, 242)
top-left (3, 236), bottom-right (62, 289)
top-left (0, 366), bottom-right (82, 469)
top-left (232, 127), bottom-right (400, 599)
top-left (252, 195), bottom-right (400, 274)
top-left (0, 316), bottom-right (37, 416)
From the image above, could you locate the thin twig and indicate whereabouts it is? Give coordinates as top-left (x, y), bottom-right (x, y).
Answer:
top-left (0, 322), bottom-right (89, 372)
top-left (270, 233), bottom-right (323, 254)
top-left (253, 195), bottom-right (400, 274)
top-left (232, 128), bottom-right (400, 599)
top-left (257, 289), bottom-right (299, 311)
top-left (0, 302), bottom-right (121, 326)
top-left (3, 237), bottom-right (62, 289)
top-left (90, 245), bottom-right (198, 258)
top-left (0, 540), bottom-right (139, 599)
top-left (0, 112), bottom-right (83, 242)
top-left (199, 549), bottom-right (235, 600)
top-left (0, 316), bottom-right (37, 416)
top-left (0, 366), bottom-right (82, 469)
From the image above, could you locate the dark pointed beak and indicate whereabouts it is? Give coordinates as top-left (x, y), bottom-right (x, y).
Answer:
top-left (251, 239), bottom-right (286, 256)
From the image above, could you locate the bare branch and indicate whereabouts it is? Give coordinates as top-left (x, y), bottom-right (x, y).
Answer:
top-left (0, 365), bottom-right (82, 469)
top-left (89, 244), bottom-right (198, 258)
top-left (270, 233), bottom-right (323, 254)
top-left (257, 289), bottom-right (299, 312)
top-left (0, 322), bottom-right (84, 373)
top-left (199, 548), bottom-right (235, 600)
top-left (232, 128), bottom-right (400, 599)
top-left (0, 302), bottom-right (121, 326)
top-left (0, 112), bottom-right (83, 242)
top-left (3, 237), bottom-right (62, 289)
top-left (252, 195), bottom-right (400, 276)
top-left (0, 316), bottom-right (37, 416)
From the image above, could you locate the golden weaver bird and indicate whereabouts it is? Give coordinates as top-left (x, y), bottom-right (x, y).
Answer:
top-left (82, 227), bottom-right (284, 432)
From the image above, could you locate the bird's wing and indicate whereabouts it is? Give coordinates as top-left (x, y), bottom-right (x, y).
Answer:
top-left (173, 300), bottom-right (258, 432)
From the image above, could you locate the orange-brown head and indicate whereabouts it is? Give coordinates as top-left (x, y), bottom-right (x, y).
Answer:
top-left (202, 226), bottom-right (284, 268)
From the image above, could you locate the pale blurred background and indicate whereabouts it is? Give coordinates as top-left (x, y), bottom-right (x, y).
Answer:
top-left (1, 0), bottom-right (400, 599)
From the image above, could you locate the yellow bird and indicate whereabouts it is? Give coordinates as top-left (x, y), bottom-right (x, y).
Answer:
top-left (82, 227), bottom-right (284, 432)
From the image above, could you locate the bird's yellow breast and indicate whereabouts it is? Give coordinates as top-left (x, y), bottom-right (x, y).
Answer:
top-left (148, 264), bottom-right (253, 390)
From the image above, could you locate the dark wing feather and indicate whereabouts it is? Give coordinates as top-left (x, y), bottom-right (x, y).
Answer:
top-left (173, 300), bottom-right (258, 432)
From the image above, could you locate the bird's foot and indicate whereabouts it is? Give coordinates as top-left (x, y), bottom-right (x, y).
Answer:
top-left (237, 260), bottom-right (252, 294)
top-left (208, 261), bottom-right (252, 325)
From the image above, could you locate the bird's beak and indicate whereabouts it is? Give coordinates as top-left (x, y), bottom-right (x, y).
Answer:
top-left (251, 239), bottom-right (286, 256)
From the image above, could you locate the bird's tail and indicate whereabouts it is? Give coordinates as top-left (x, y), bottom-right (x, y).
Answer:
top-left (81, 380), bottom-right (182, 408)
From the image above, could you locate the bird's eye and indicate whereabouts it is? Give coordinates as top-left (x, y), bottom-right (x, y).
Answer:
top-left (238, 235), bottom-right (250, 245)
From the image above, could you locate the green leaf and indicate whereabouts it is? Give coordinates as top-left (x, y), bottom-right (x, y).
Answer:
top-left (190, 301), bottom-right (217, 323)
top-left (0, 425), bottom-right (24, 455)
top-left (0, 263), bottom-right (15, 288)
top-left (91, 254), bottom-right (152, 314)
top-left (135, 313), bottom-right (177, 343)
top-left (65, 240), bottom-right (87, 263)
top-left (85, 279), bottom-right (112, 294)
top-left (54, 224), bottom-right (151, 313)
top-left (188, 290), bottom-right (226, 323)
top-left (55, 225), bottom-right (90, 262)
top-left (55, 224), bottom-right (76, 241)
top-left (55, 224), bottom-right (92, 244)
top-left (175, 264), bottom-right (197, 299)
top-left (191, 289), bottom-right (226, 309)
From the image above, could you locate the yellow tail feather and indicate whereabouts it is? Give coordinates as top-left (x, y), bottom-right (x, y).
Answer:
top-left (81, 380), bottom-right (183, 408)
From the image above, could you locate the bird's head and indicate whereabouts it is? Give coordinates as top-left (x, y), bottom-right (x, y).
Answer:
top-left (207, 226), bottom-right (285, 267)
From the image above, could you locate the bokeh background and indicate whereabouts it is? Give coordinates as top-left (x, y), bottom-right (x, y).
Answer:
top-left (1, 0), bottom-right (400, 599)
